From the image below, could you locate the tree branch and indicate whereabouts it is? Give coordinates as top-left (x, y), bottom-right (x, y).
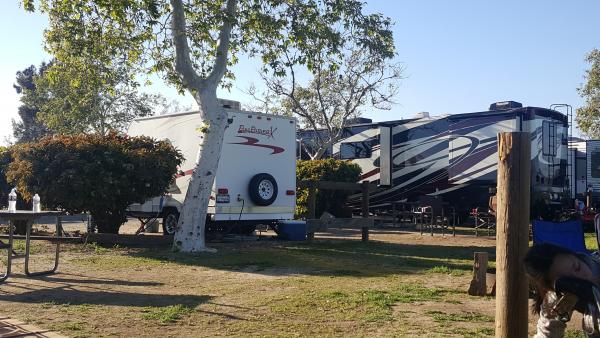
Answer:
top-left (206, 0), bottom-right (238, 88)
top-left (170, 0), bottom-right (203, 89)
top-left (314, 59), bottom-right (332, 133)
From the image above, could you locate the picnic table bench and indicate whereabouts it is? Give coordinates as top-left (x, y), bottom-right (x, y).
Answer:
top-left (0, 210), bottom-right (65, 284)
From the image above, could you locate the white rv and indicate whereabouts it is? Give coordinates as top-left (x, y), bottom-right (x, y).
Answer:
top-left (569, 139), bottom-right (600, 203)
top-left (127, 103), bottom-right (297, 235)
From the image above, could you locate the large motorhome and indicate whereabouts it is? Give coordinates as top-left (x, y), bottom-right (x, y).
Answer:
top-left (299, 101), bottom-right (569, 218)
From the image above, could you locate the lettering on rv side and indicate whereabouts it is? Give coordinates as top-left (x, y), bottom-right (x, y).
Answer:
top-left (237, 125), bottom-right (277, 139)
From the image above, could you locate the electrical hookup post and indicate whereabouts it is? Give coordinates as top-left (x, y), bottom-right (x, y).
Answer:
top-left (495, 132), bottom-right (531, 337)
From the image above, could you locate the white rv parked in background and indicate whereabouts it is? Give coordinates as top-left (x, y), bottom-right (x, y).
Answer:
top-left (569, 139), bottom-right (600, 204)
top-left (127, 101), bottom-right (297, 235)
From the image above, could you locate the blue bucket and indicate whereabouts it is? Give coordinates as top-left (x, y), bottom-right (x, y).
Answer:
top-left (277, 221), bottom-right (307, 241)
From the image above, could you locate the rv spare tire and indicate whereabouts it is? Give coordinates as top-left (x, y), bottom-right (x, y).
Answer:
top-left (248, 173), bottom-right (278, 206)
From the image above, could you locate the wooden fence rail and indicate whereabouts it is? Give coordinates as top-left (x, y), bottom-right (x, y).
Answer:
top-left (297, 180), bottom-right (377, 242)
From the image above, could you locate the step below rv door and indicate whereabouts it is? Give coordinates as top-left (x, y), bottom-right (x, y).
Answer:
top-left (379, 126), bottom-right (392, 187)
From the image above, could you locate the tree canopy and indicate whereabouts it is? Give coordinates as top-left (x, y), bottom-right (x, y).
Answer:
top-left (12, 62), bottom-right (52, 143)
top-left (36, 60), bottom-right (166, 135)
top-left (24, 0), bottom-right (395, 95)
top-left (577, 49), bottom-right (600, 139)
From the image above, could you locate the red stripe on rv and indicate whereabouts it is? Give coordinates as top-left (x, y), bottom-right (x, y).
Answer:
top-left (175, 169), bottom-right (194, 178)
top-left (359, 168), bottom-right (380, 180)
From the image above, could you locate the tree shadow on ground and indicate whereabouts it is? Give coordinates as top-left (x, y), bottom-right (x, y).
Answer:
top-left (129, 237), bottom-right (495, 278)
top-left (0, 285), bottom-right (210, 308)
top-left (35, 273), bottom-right (163, 287)
top-left (0, 272), bottom-right (205, 307)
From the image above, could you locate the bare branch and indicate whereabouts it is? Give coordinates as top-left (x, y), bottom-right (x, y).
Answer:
top-left (313, 58), bottom-right (333, 133)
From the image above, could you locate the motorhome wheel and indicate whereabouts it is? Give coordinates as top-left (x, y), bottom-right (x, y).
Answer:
top-left (162, 210), bottom-right (180, 235)
top-left (248, 173), bottom-right (278, 206)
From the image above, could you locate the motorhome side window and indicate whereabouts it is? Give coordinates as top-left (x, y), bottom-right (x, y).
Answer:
top-left (340, 141), bottom-right (372, 159)
top-left (542, 121), bottom-right (557, 156)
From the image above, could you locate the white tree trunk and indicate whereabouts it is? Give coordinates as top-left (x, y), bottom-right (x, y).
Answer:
top-left (169, 0), bottom-right (237, 252)
top-left (173, 91), bottom-right (227, 252)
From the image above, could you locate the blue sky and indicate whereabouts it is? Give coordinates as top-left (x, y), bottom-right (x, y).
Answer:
top-left (1, 1), bottom-right (599, 144)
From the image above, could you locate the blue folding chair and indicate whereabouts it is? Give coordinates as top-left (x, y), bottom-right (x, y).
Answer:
top-left (595, 214), bottom-right (600, 253)
top-left (532, 219), bottom-right (589, 254)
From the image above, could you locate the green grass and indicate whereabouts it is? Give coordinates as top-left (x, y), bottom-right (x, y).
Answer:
top-left (130, 240), bottom-right (489, 277)
top-left (565, 329), bottom-right (587, 338)
top-left (9, 240), bottom-right (45, 254)
top-left (50, 321), bottom-right (86, 335)
top-left (269, 282), bottom-right (460, 323)
top-left (72, 254), bottom-right (166, 268)
top-left (40, 301), bottom-right (58, 308)
top-left (448, 327), bottom-right (495, 337)
top-left (141, 305), bottom-right (194, 323)
top-left (425, 265), bottom-right (468, 276)
top-left (584, 232), bottom-right (598, 251)
top-left (425, 310), bottom-right (493, 323)
top-left (59, 303), bottom-right (94, 313)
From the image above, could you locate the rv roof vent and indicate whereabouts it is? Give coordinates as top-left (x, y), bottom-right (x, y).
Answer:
top-left (489, 101), bottom-right (523, 111)
top-left (414, 112), bottom-right (430, 119)
top-left (218, 98), bottom-right (241, 110)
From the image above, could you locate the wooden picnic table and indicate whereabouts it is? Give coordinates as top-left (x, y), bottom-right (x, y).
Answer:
top-left (0, 210), bottom-right (65, 283)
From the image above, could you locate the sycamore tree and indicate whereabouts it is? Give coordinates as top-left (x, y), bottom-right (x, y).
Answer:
top-left (249, 48), bottom-right (402, 159)
top-left (24, 0), bottom-right (394, 252)
top-left (577, 48), bottom-right (600, 139)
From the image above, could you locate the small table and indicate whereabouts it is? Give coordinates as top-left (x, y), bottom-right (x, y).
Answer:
top-left (0, 210), bottom-right (64, 283)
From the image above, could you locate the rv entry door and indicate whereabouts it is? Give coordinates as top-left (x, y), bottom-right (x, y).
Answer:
top-left (379, 126), bottom-right (392, 187)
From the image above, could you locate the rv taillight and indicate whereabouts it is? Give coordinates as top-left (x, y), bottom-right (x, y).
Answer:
top-left (286, 190), bottom-right (295, 196)
top-left (218, 188), bottom-right (229, 194)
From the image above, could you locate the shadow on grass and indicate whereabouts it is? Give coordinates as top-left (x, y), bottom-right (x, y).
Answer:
top-left (0, 285), bottom-right (210, 308)
top-left (129, 238), bottom-right (495, 278)
top-left (35, 273), bottom-right (163, 287)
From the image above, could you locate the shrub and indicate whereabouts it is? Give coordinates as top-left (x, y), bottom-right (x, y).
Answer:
top-left (0, 148), bottom-right (32, 234)
top-left (7, 133), bottom-right (183, 233)
top-left (296, 159), bottom-right (362, 218)
top-left (0, 147), bottom-right (11, 208)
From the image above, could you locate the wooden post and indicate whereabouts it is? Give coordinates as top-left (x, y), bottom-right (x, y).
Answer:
top-left (306, 183), bottom-right (317, 241)
top-left (587, 188), bottom-right (593, 209)
top-left (467, 252), bottom-right (488, 296)
top-left (495, 132), bottom-right (530, 338)
top-left (361, 182), bottom-right (370, 242)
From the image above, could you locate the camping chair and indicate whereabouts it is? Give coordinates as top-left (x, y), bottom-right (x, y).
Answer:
top-left (416, 195), bottom-right (450, 236)
top-left (471, 196), bottom-right (496, 236)
top-left (532, 219), bottom-right (588, 254)
top-left (391, 201), bottom-right (418, 227)
top-left (594, 213), bottom-right (600, 255)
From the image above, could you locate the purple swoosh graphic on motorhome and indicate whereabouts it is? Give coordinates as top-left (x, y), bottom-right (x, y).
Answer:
top-left (450, 144), bottom-right (497, 174)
